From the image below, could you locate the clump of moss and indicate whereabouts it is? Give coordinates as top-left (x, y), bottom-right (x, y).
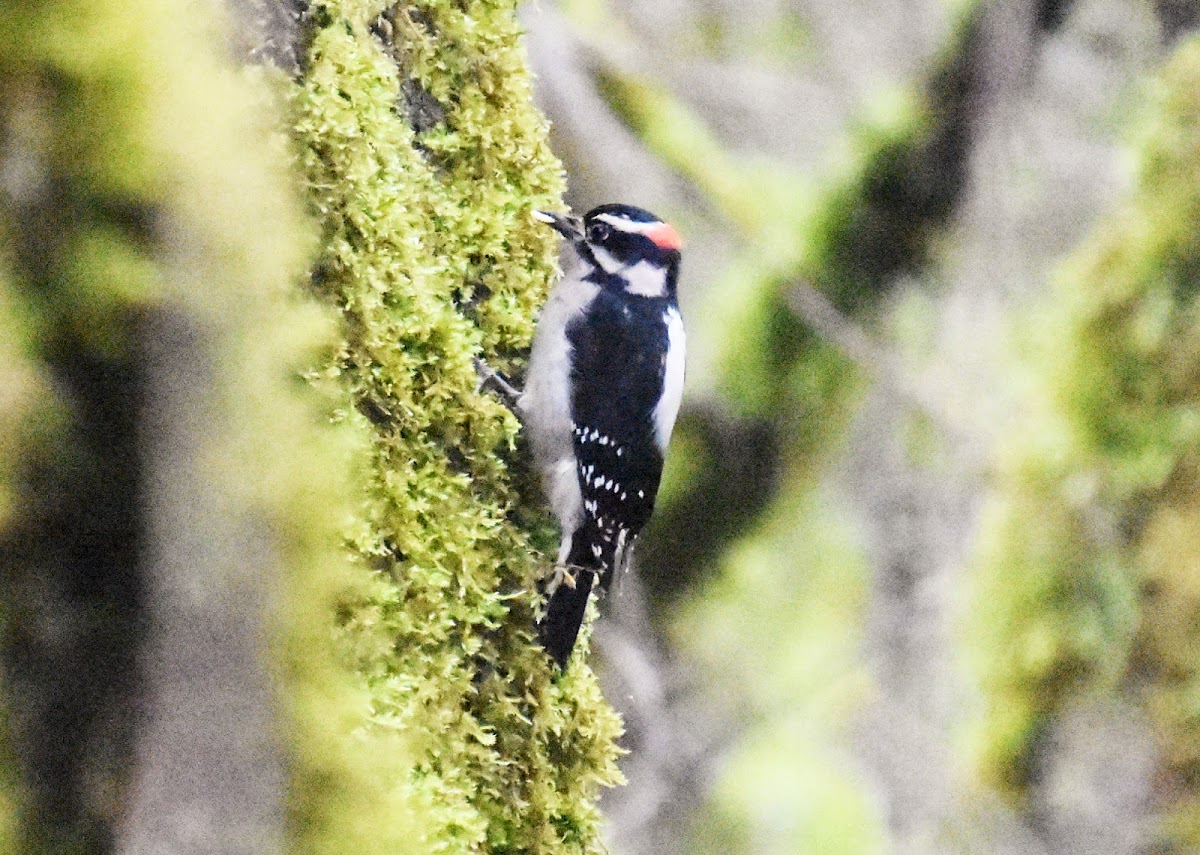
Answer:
top-left (291, 1), bottom-right (623, 851)
top-left (968, 39), bottom-right (1200, 843)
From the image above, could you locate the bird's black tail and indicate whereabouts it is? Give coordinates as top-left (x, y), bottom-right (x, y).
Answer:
top-left (540, 563), bottom-right (596, 669)
top-left (539, 523), bottom-right (618, 669)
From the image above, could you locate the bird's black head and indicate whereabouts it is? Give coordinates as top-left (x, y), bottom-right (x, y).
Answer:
top-left (534, 203), bottom-right (682, 298)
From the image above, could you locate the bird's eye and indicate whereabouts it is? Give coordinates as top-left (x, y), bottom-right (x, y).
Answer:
top-left (587, 222), bottom-right (611, 243)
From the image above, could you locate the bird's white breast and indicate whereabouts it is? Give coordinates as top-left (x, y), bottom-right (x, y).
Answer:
top-left (521, 270), bottom-right (600, 532)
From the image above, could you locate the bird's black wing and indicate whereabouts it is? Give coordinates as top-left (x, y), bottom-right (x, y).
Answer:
top-left (538, 291), bottom-right (672, 668)
top-left (567, 291), bottom-right (670, 580)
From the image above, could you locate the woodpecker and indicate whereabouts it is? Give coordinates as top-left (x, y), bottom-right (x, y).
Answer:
top-left (481, 204), bottom-right (685, 668)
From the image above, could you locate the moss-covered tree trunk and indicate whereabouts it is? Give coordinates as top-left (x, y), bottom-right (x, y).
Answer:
top-left (289, 1), bottom-right (623, 851)
top-left (970, 37), bottom-right (1200, 850)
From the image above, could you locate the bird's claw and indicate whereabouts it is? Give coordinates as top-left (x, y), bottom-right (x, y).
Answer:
top-left (474, 357), bottom-right (523, 413)
top-left (545, 564), bottom-right (581, 596)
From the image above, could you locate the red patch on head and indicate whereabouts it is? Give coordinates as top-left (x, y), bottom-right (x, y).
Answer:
top-left (645, 222), bottom-right (682, 251)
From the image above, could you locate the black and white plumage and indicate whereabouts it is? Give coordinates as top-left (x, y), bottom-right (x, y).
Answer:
top-left (517, 204), bottom-right (686, 668)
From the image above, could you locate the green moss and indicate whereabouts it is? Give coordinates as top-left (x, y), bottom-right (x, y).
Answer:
top-left (968, 39), bottom-right (1200, 841)
top-left (0, 250), bottom-right (45, 536)
top-left (291, 1), bottom-right (622, 851)
top-left (967, 481), bottom-right (1138, 793)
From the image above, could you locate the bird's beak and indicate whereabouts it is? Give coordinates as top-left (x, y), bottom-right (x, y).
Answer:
top-left (532, 210), bottom-right (584, 242)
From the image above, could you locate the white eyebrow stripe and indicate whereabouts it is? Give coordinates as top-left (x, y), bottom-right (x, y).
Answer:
top-left (593, 213), bottom-right (662, 235)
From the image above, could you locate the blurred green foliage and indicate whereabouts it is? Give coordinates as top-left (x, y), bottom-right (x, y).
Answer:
top-left (609, 6), bottom-right (977, 612)
top-left (0, 0), bottom-right (429, 848)
top-left (0, 254), bottom-right (36, 853)
top-left (969, 37), bottom-right (1200, 845)
top-left (291, 1), bottom-right (623, 851)
top-left (679, 490), bottom-right (880, 855)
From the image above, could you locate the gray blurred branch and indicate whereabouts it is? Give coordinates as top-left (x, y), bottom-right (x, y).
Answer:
top-left (784, 282), bottom-right (971, 442)
top-left (595, 579), bottom-right (735, 855)
top-left (116, 306), bottom-right (285, 855)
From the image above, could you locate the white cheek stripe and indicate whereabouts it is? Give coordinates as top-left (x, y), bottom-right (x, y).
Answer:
top-left (654, 307), bottom-right (686, 450)
top-left (590, 245), bottom-right (623, 275)
top-left (591, 246), bottom-right (667, 297)
top-left (621, 260), bottom-right (667, 297)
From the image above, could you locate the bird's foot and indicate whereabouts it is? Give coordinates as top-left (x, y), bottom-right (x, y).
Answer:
top-left (545, 564), bottom-right (576, 596)
top-left (474, 357), bottom-right (523, 413)
top-left (546, 563), bottom-right (589, 597)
